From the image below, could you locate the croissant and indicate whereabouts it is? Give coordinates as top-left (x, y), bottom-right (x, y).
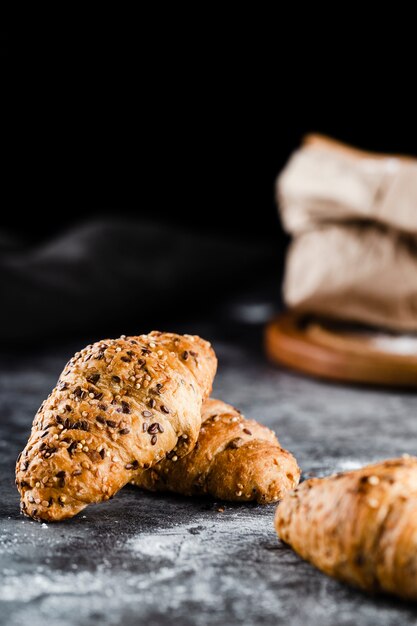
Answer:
top-left (132, 398), bottom-right (300, 503)
top-left (16, 331), bottom-right (217, 522)
top-left (275, 456), bottom-right (417, 600)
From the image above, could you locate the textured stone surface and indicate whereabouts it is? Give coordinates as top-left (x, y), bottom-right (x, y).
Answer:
top-left (1, 325), bottom-right (417, 625)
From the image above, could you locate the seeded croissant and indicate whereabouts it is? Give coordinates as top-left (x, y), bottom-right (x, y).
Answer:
top-left (275, 457), bottom-right (417, 600)
top-left (132, 398), bottom-right (300, 503)
top-left (16, 331), bottom-right (217, 522)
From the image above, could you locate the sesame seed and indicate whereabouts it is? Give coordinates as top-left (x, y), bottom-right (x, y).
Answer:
top-left (35, 482), bottom-right (41, 488)
top-left (41, 500), bottom-right (49, 507)
top-left (182, 351), bottom-right (189, 361)
top-left (106, 420), bottom-right (117, 428)
top-left (171, 455), bottom-right (178, 462)
top-left (151, 435), bottom-right (157, 445)
top-left (100, 449), bottom-right (106, 459)
top-left (149, 342), bottom-right (156, 348)
top-left (89, 393), bottom-right (95, 399)
top-left (112, 376), bottom-right (121, 384)
top-left (119, 428), bottom-right (130, 435)
top-left (243, 428), bottom-right (252, 435)
top-left (81, 461), bottom-right (90, 469)
top-left (82, 411), bottom-right (88, 417)
top-left (148, 423), bottom-right (159, 434)
top-left (116, 347), bottom-right (122, 352)
top-left (368, 498), bottom-right (379, 508)
top-left (142, 410), bottom-right (152, 418)
top-left (160, 405), bottom-right (170, 414)
top-left (368, 475), bottom-right (380, 485)
top-left (236, 491), bottom-right (242, 497)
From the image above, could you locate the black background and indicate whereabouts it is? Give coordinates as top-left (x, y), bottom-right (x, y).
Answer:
top-left (1, 28), bottom-right (416, 344)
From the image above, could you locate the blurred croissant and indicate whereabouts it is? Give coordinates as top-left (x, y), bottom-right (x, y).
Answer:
top-left (275, 456), bottom-right (417, 600)
top-left (16, 331), bottom-right (217, 521)
top-left (133, 398), bottom-right (300, 503)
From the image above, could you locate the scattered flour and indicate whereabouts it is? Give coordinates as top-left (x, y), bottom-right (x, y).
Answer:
top-left (335, 458), bottom-right (365, 472)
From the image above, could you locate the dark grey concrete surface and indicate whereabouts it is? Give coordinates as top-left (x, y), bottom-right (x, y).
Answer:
top-left (1, 326), bottom-right (417, 625)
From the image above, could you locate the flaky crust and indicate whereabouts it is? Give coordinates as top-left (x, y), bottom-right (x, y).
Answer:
top-left (16, 332), bottom-right (217, 522)
top-left (133, 398), bottom-right (300, 503)
top-left (275, 457), bottom-right (417, 600)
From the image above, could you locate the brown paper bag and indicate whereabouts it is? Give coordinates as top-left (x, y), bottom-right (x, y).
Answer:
top-left (277, 135), bottom-right (417, 332)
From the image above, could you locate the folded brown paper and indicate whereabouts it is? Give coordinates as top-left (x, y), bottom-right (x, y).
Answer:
top-left (277, 135), bottom-right (417, 332)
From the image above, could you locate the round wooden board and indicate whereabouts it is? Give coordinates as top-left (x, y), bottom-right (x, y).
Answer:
top-left (265, 312), bottom-right (417, 388)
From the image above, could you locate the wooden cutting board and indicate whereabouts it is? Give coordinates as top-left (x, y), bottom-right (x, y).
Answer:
top-left (265, 312), bottom-right (417, 387)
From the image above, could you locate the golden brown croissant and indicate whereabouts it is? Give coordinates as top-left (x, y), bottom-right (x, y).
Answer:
top-left (16, 331), bottom-right (217, 522)
top-left (275, 456), bottom-right (417, 600)
top-left (132, 398), bottom-right (300, 503)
